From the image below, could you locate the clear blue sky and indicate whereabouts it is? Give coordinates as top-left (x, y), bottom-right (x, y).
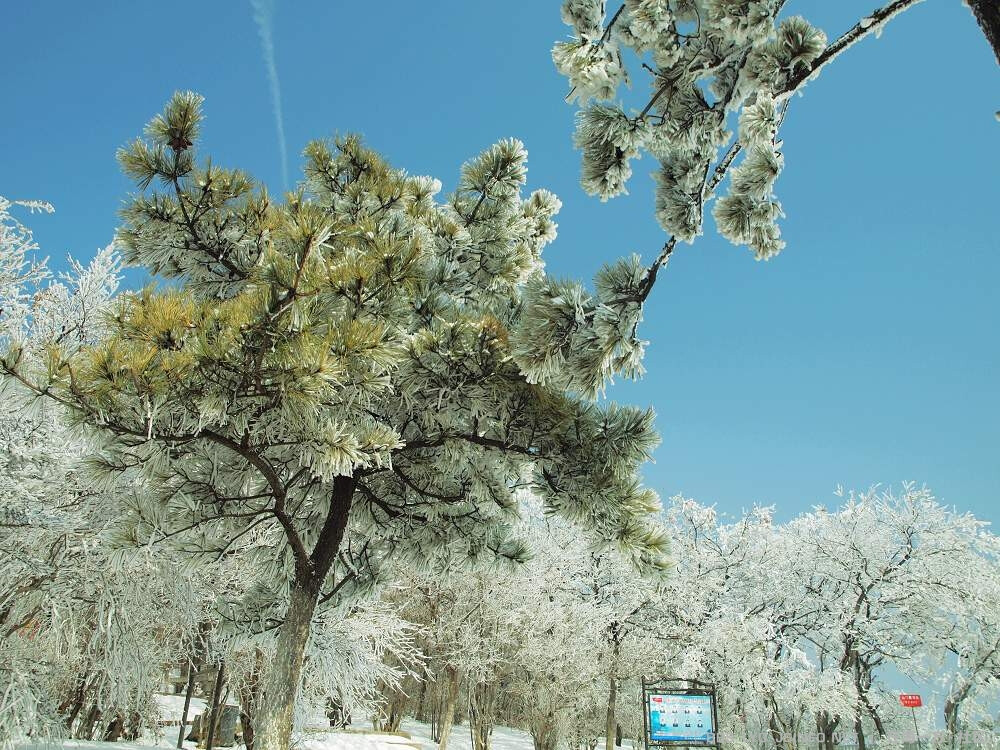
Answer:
top-left (3, 1), bottom-right (997, 524)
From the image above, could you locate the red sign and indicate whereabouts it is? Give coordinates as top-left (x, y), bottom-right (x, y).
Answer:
top-left (899, 693), bottom-right (922, 708)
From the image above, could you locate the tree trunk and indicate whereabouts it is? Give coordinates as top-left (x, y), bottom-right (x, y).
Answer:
top-left (469, 682), bottom-right (496, 750)
top-left (373, 677), bottom-right (408, 732)
top-left (415, 673), bottom-right (429, 723)
top-left (605, 676), bottom-right (617, 750)
top-left (214, 706), bottom-right (241, 747)
top-left (816, 711), bottom-right (840, 750)
top-left (239, 651), bottom-right (264, 750)
top-left (531, 709), bottom-right (559, 750)
top-left (430, 674), bottom-right (446, 741)
top-left (945, 695), bottom-right (964, 750)
top-left (853, 716), bottom-right (866, 750)
top-left (76, 702), bottom-right (101, 740)
top-left (204, 661), bottom-right (226, 750)
top-left (766, 693), bottom-right (790, 750)
top-left (178, 660), bottom-right (198, 748)
top-left (124, 711), bottom-right (142, 741)
top-left (967, 0), bottom-right (1000, 65)
top-left (61, 674), bottom-right (88, 730)
top-left (437, 665), bottom-right (461, 750)
top-left (326, 695), bottom-right (350, 728)
top-left (103, 715), bottom-right (124, 742)
top-left (252, 474), bottom-right (355, 750)
top-left (250, 580), bottom-right (319, 750)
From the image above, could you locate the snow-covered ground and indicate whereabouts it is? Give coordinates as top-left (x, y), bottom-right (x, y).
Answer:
top-left (14, 742), bottom-right (167, 750)
top-left (151, 694), bottom-right (208, 721)
top-left (13, 716), bottom-right (539, 750)
top-left (15, 699), bottom-right (639, 750)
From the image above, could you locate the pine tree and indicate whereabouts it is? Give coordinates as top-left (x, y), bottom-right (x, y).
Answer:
top-left (541, 0), bottom-right (994, 396)
top-left (0, 92), bottom-right (669, 750)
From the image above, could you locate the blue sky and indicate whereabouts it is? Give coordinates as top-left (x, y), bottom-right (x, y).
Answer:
top-left (3, 1), bottom-right (997, 524)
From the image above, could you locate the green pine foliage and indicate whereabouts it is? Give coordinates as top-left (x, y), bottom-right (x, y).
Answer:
top-left (4, 89), bottom-right (668, 601)
top-left (1, 93), bottom-right (670, 746)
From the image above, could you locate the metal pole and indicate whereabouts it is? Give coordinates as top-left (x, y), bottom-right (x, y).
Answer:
top-left (641, 678), bottom-right (650, 750)
top-left (911, 707), bottom-right (922, 750)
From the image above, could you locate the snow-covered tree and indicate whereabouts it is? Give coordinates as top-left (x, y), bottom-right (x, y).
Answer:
top-left (647, 488), bottom-right (1000, 750)
top-left (936, 567), bottom-right (1000, 748)
top-left (378, 487), bottom-right (1000, 750)
top-left (0, 93), bottom-right (669, 750)
top-left (0, 202), bottom-right (208, 746)
top-left (780, 488), bottom-right (996, 749)
top-left (382, 496), bottom-right (670, 750)
top-left (541, 0), bottom-right (994, 397)
top-left (559, 532), bottom-right (667, 750)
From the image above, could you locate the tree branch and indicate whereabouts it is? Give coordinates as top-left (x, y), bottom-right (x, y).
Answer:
top-left (781, 0), bottom-right (927, 97)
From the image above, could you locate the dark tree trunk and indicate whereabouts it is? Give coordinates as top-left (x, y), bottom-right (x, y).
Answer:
top-left (853, 716), bottom-right (866, 750)
top-left (468, 682), bottom-right (496, 750)
top-left (205, 661), bottom-right (226, 750)
top-left (430, 677), bottom-right (442, 742)
top-left (61, 674), bottom-right (88, 730)
top-left (816, 711), bottom-right (840, 750)
top-left (944, 685), bottom-right (972, 750)
top-left (103, 715), bottom-right (124, 742)
top-left (124, 711), bottom-right (142, 741)
top-left (326, 695), bottom-right (350, 728)
top-left (531, 711), bottom-right (559, 750)
top-left (76, 703), bottom-right (102, 740)
top-left (415, 673), bottom-right (429, 723)
top-left (383, 693), bottom-right (407, 732)
top-left (436, 665), bottom-right (461, 750)
top-left (253, 475), bottom-right (355, 750)
top-left (967, 0), bottom-right (1000, 65)
top-left (766, 693), bottom-right (790, 750)
top-left (239, 651), bottom-right (264, 750)
top-left (605, 676), bottom-right (617, 750)
top-left (178, 660), bottom-right (198, 748)
top-left (373, 674), bottom-right (408, 733)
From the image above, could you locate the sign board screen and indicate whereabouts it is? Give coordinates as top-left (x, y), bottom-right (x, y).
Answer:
top-left (648, 693), bottom-right (716, 743)
top-left (899, 693), bottom-right (922, 708)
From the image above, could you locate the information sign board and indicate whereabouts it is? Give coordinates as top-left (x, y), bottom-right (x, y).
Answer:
top-left (642, 678), bottom-right (720, 748)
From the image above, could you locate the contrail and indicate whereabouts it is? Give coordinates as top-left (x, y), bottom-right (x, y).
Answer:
top-left (250, 0), bottom-right (289, 191)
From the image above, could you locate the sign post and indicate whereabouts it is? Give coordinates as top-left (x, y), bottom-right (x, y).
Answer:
top-left (899, 694), bottom-right (922, 750)
top-left (642, 677), bottom-right (720, 749)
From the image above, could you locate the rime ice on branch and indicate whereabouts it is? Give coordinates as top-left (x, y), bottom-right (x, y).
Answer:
top-left (543, 0), bottom-right (928, 394)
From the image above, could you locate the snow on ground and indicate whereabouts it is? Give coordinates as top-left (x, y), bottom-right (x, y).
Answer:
top-left (12, 718), bottom-right (539, 750)
top-left (399, 718), bottom-right (532, 750)
top-left (151, 693), bottom-right (208, 720)
top-left (13, 742), bottom-right (166, 750)
top-left (300, 719), bottom-right (539, 750)
top-left (298, 729), bottom-right (422, 750)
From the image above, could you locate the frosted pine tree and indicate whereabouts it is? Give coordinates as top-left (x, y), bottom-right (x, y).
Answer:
top-left (0, 93), bottom-right (669, 750)
top-left (541, 0), bottom-right (990, 394)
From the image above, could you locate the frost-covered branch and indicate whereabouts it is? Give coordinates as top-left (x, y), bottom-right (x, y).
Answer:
top-left (781, 0), bottom-right (927, 95)
top-left (545, 0), bottom-right (937, 394)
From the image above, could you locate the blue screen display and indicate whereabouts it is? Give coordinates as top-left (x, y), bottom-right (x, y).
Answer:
top-left (648, 693), bottom-right (715, 743)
